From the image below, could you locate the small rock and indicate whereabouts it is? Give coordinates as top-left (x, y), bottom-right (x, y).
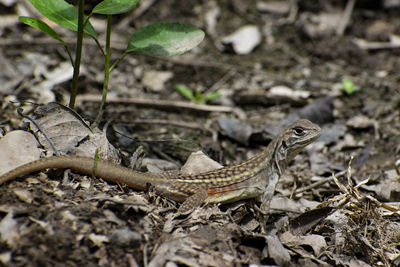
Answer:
top-left (110, 229), bottom-right (142, 247)
top-left (181, 150), bottom-right (222, 174)
top-left (268, 85), bottom-right (311, 101)
top-left (222, 25), bottom-right (261, 54)
top-left (142, 70), bottom-right (174, 92)
top-left (0, 130), bottom-right (41, 175)
top-left (217, 117), bottom-right (253, 146)
top-left (346, 115), bottom-right (376, 129)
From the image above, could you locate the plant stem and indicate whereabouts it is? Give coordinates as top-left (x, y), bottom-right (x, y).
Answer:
top-left (85, 13), bottom-right (105, 56)
top-left (95, 14), bottom-right (112, 125)
top-left (110, 51), bottom-right (128, 72)
top-left (63, 45), bottom-right (74, 66)
top-left (69, 0), bottom-right (85, 109)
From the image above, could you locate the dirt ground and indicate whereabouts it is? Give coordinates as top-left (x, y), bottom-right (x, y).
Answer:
top-left (0, 1), bottom-right (400, 266)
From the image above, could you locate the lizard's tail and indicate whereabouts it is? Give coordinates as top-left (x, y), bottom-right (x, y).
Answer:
top-left (0, 156), bottom-right (157, 190)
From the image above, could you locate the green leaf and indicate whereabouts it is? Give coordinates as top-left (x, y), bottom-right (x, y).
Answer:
top-left (175, 84), bottom-right (195, 101)
top-left (203, 91), bottom-right (221, 102)
top-left (29, 0), bottom-right (97, 38)
top-left (93, 0), bottom-right (139, 15)
top-left (127, 22), bottom-right (205, 56)
top-left (194, 92), bottom-right (203, 104)
top-left (341, 79), bottom-right (360, 95)
top-left (19, 16), bottom-right (67, 46)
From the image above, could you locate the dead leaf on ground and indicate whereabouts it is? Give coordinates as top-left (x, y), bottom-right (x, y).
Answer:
top-left (28, 102), bottom-right (120, 161)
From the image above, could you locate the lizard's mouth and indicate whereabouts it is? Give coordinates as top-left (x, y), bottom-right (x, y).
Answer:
top-left (299, 130), bottom-right (321, 147)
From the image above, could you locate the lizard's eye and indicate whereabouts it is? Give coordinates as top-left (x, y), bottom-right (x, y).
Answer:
top-left (292, 127), bottom-right (306, 136)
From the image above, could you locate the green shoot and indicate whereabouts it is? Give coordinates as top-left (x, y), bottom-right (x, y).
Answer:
top-left (341, 79), bottom-right (360, 95)
top-left (175, 84), bottom-right (221, 105)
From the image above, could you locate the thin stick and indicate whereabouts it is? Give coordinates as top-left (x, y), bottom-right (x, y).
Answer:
top-left (337, 0), bottom-right (356, 36)
top-left (77, 94), bottom-right (239, 113)
top-left (284, 170), bottom-right (347, 196)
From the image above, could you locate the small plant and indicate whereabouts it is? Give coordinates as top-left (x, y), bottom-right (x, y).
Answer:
top-left (340, 78), bottom-right (360, 95)
top-left (175, 84), bottom-right (221, 105)
top-left (20, 0), bottom-right (205, 121)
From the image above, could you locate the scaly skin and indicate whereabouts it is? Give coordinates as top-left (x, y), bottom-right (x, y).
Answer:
top-left (0, 119), bottom-right (321, 210)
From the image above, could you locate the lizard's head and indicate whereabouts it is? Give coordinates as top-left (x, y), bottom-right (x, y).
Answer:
top-left (277, 119), bottom-right (321, 163)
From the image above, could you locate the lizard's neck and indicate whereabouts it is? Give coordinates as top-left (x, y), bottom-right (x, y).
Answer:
top-left (258, 136), bottom-right (286, 175)
top-left (233, 135), bottom-right (284, 179)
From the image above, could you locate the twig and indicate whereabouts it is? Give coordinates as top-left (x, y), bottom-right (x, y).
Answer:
top-left (320, 157), bottom-right (400, 214)
top-left (151, 146), bottom-right (181, 168)
top-left (287, 0), bottom-right (299, 23)
top-left (284, 170), bottom-right (347, 197)
top-left (365, 195), bottom-right (399, 213)
top-left (117, 119), bottom-right (213, 134)
top-left (77, 94), bottom-right (240, 114)
top-left (205, 69), bottom-right (236, 95)
top-left (353, 38), bottom-right (400, 50)
top-left (337, 0), bottom-right (356, 36)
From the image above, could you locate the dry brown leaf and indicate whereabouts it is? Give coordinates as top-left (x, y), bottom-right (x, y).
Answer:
top-left (280, 231), bottom-right (327, 256)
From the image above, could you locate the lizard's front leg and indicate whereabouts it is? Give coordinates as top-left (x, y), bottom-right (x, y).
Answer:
top-left (256, 171), bottom-right (280, 232)
top-left (177, 189), bottom-right (208, 214)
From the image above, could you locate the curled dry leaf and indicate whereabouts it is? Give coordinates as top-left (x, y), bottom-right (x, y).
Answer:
top-left (265, 235), bottom-right (291, 266)
top-left (289, 207), bottom-right (334, 235)
top-left (270, 196), bottom-right (320, 214)
top-left (27, 102), bottom-right (119, 161)
top-left (280, 231), bottom-right (327, 256)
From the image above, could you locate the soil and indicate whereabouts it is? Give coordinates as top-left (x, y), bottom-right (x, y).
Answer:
top-left (0, 1), bottom-right (400, 266)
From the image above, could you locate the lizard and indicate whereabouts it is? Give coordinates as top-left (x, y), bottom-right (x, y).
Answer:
top-left (0, 119), bottom-right (321, 213)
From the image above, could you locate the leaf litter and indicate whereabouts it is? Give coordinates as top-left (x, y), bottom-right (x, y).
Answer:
top-left (0, 1), bottom-right (400, 266)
